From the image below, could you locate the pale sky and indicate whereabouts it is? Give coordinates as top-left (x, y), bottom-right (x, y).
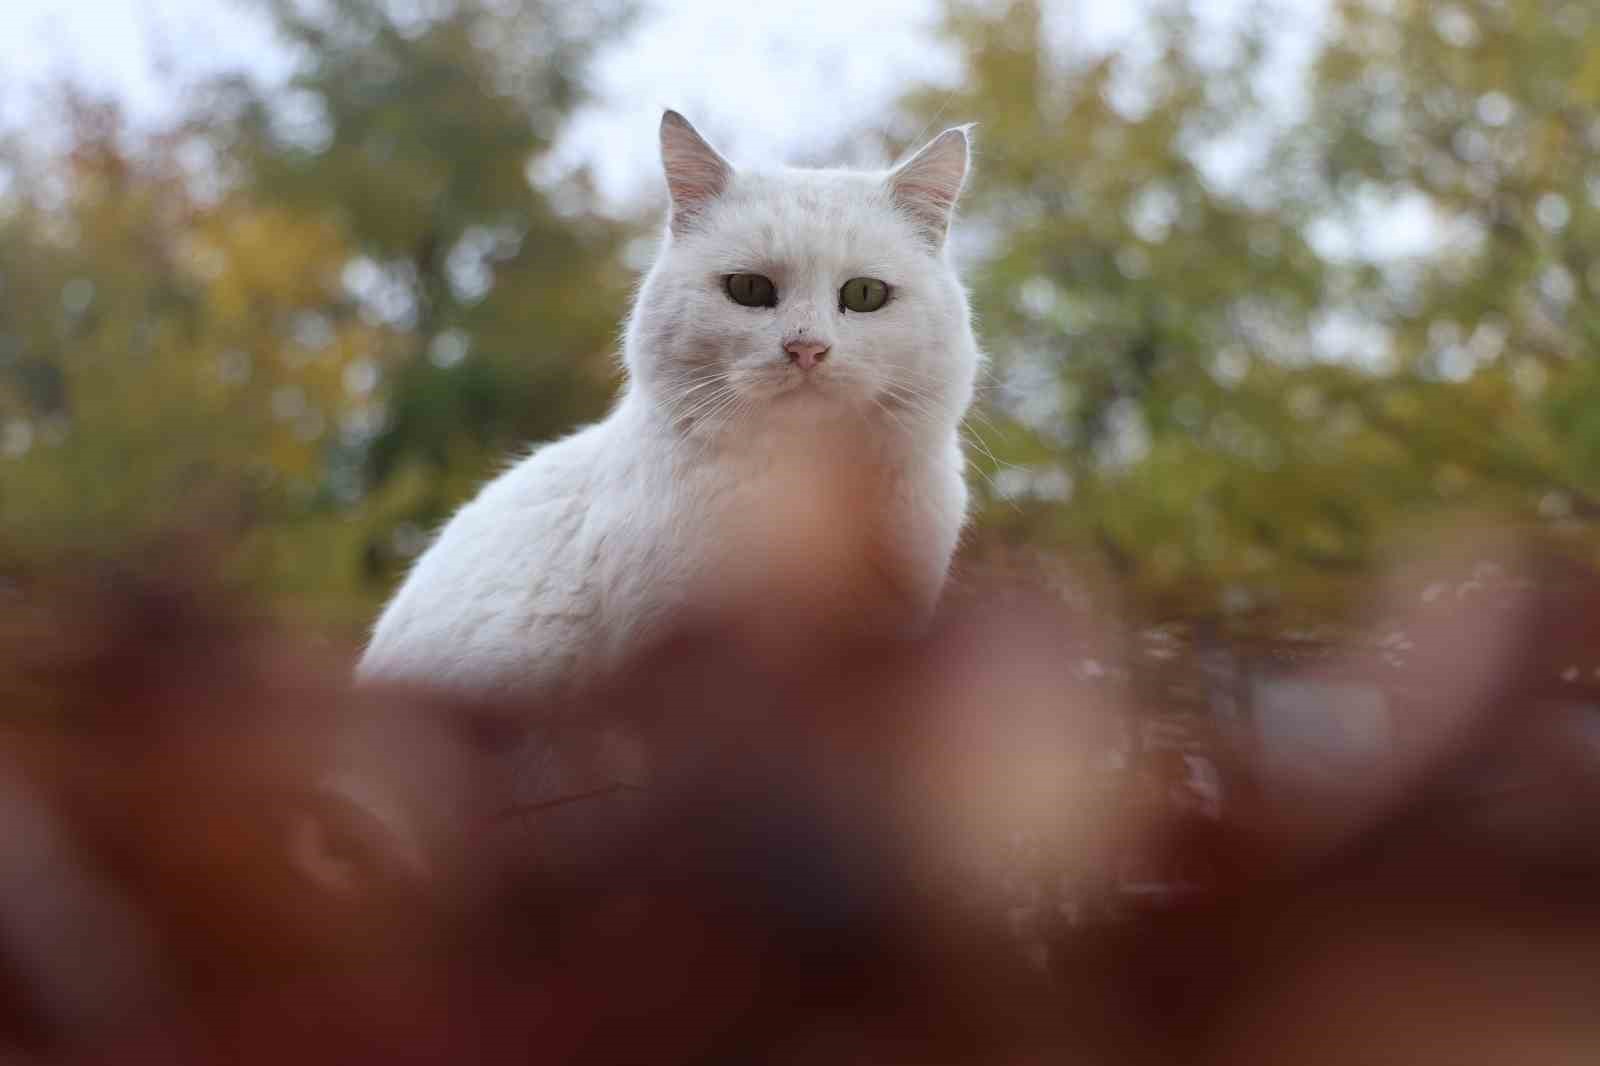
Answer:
top-left (2, 0), bottom-right (1412, 257)
top-left (6, 0), bottom-right (1443, 353)
top-left (0, 0), bottom-right (290, 126)
top-left (0, 0), bottom-right (961, 207)
top-left (0, 0), bottom-right (1188, 208)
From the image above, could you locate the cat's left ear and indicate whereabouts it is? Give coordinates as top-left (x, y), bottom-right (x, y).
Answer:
top-left (887, 125), bottom-right (972, 247)
top-left (660, 110), bottom-right (734, 233)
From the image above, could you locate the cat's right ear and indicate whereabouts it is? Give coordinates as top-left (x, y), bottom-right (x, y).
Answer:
top-left (660, 110), bottom-right (733, 233)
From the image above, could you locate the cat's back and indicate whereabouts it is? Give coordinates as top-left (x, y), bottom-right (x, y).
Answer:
top-left (357, 419), bottom-right (617, 692)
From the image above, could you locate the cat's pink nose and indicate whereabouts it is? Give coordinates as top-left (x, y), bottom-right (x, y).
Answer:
top-left (783, 339), bottom-right (831, 371)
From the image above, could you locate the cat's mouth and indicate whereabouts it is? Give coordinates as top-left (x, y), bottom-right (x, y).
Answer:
top-left (749, 374), bottom-right (846, 417)
top-left (767, 366), bottom-right (830, 394)
top-left (739, 361), bottom-right (866, 411)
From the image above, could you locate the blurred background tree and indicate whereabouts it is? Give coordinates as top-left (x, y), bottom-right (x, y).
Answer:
top-left (1, 0), bottom-right (1597, 634)
top-left (2, 0), bottom-right (633, 630)
top-left (210, 0), bottom-right (635, 599)
top-left (908, 0), bottom-right (1598, 622)
top-left (0, 96), bottom-right (392, 623)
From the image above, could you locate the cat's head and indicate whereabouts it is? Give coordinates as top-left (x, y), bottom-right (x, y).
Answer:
top-left (624, 111), bottom-right (980, 437)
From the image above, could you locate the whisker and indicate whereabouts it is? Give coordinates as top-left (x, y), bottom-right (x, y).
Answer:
top-left (669, 382), bottom-right (738, 426)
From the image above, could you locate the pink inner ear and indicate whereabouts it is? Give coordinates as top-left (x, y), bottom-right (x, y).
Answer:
top-left (889, 129), bottom-right (969, 240)
top-left (895, 176), bottom-right (959, 212)
top-left (661, 114), bottom-right (732, 228)
top-left (665, 153), bottom-right (728, 210)
top-left (890, 171), bottom-right (962, 240)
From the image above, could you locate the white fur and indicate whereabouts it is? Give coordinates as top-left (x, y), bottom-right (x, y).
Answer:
top-left (358, 113), bottom-right (982, 694)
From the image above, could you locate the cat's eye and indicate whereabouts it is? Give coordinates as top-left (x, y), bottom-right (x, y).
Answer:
top-left (840, 277), bottom-right (890, 313)
top-left (725, 273), bottom-right (777, 308)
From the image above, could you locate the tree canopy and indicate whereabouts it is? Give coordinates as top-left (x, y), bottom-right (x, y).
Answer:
top-left (1, 0), bottom-right (633, 630)
top-left (2, 0), bottom-right (1597, 633)
top-left (908, 0), bottom-right (1600, 620)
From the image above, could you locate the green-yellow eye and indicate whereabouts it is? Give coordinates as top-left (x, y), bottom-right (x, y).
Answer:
top-left (840, 277), bottom-right (890, 313)
top-left (725, 273), bottom-right (777, 308)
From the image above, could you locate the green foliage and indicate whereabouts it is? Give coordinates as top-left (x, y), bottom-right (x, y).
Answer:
top-left (908, 0), bottom-right (1600, 618)
top-left (1, 0), bottom-right (635, 633)
top-left (5, 0), bottom-right (1598, 633)
top-left (213, 0), bottom-right (636, 586)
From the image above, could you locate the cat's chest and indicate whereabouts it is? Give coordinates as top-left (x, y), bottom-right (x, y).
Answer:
top-left (699, 435), bottom-right (887, 543)
top-left (659, 433), bottom-right (915, 615)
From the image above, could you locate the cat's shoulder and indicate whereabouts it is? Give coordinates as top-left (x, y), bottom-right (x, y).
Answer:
top-left (477, 416), bottom-right (616, 500)
top-left (356, 420), bottom-right (622, 690)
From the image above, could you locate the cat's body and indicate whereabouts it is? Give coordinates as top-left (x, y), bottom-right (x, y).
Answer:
top-left (359, 113), bottom-right (980, 694)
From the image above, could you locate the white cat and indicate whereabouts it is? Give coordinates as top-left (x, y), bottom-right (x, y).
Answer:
top-left (357, 111), bottom-right (981, 694)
